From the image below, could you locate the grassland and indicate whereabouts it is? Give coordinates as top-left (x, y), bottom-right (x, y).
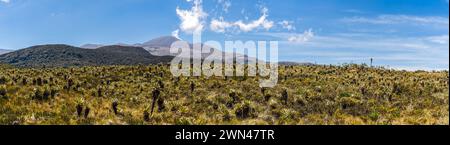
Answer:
top-left (0, 64), bottom-right (448, 125)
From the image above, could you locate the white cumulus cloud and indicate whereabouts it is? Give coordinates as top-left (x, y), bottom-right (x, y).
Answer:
top-left (210, 17), bottom-right (233, 33)
top-left (234, 7), bottom-right (274, 32)
top-left (209, 7), bottom-right (274, 33)
top-left (278, 20), bottom-right (296, 31)
top-left (176, 0), bottom-right (208, 34)
top-left (288, 29), bottom-right (314, 43)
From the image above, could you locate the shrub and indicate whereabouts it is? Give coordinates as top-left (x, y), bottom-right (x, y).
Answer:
top-left (264, 94), bottom-right (272, 102)
top-left (229, 91), bottom-right (239, 103)
top-left (42, 87), bottom-right (51, 100)
top-left (235, 101), bottom-right (257, 119)
top-left (281, 89), bottom-right (288, 105)
top-left (36, 77), bottom-right (43, 86)
top-left (22, 78), bottom-right (27, 85)
top-left (97, 87), bottom-right (102, 97)
top-left (157, 97), bottom-right (165, 112)
top-left (143, 111), bottom-right (150, 122)
top-left (339, 97), bottom-right (361, 110)
top-left (261, 87), bottom-right (267, 95)
top-left (190, 81), bottom-right (195, 93)
top-left (84, 106), bottom-right (90, 118)
top-left (158, 80), bottom-right (164, 89)
top-left (226, 90), bottom-right (240, 108)
top-left (31, 88), bottom-right (48, 101)
top-left (66, 78), bottom-right (74, 90)
top-left (50, 87), bottom-right (59, 98)
top-left (369, 111), bottom-right (380, 121)
top-left (151, 89), bottom-right (161, 115)
top-left (0, 85), bottom-right (7, 99)
top-left (0, 76), bottom-right (7, 85)
top-left (76, 104), bottom-right (83, 117)
top-left (75, 97), bottom-right (85, 117)
top-left (112, 99), bottom-right (119, 115)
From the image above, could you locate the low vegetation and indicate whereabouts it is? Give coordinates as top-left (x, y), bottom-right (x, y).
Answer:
top-left (0, 64), bottom-right (448, 125)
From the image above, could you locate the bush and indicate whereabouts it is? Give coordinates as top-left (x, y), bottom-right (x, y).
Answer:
top-left (157, 97), bottom-right (165, 112)
top-left (339, 97), bottom-right (361, 110)
top-left (75, 97), bottom-right (85, 117)
top-left (143, 111), bottom-right (150, 122)
top-left (84, 106), bottom-right (91, 118)
top-left (235, 101), bottom-right (257, 119)
top-left (0, 85), bottom-right (7, 99)
top-left (76, 104), bottom-right (83, 117)
top-left (112, 99), bottom-right (119, 115)
top-left (281, 89), bottom-right (288, 105)
top-left (0, 76), bottom-right (8, 85)
top-left (50, 87), bottom-right (59, 98)
top-left (32, 88), bottom-right (42, 100)
top-left (32, 87), bottom-right (52, 101)
top-left (43, 88), bottom-right (51, 100)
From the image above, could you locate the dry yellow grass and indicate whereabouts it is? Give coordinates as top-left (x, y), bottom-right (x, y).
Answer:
top-left (0, 64), bottom-right (448, 125)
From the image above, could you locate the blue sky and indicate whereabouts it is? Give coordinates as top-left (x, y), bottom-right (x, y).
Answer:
top-left (0, 0), bottom-right (448, 70)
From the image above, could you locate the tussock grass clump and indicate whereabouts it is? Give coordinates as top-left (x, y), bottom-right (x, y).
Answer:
top-left (0, 76), bottom-right (8, 85)
top-left (0, 85), bottom-right (7, 99)
top-left (235, 101), bottom-right (257, 119)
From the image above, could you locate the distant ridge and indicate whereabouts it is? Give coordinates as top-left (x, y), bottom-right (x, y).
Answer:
top-left (278, 61), bottom-right (315, 66)
top-left (80, 44), bottom-right (105, 49)
top-left (136, 36), bottom-right (181, 56)
top-left (80, 36), bottom-right (259, 64)
top-left (0, 44), bottom-right (173, 68)
top-left (0, 49), bottom-right (12, 55)
top-left (142, 36), bottom-right (181, 48)
top-left (0, 36), bottom-right (311, 68)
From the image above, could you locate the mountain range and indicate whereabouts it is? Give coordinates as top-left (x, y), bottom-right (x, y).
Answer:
top-left (0, 36), bottom-right (312, 68)
top-left (80, 36), bottom-right (252, 63)
top-left (80, 36), bottom-right (183, 56)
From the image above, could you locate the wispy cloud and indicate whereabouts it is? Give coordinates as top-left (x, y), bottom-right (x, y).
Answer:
top-left (282, 33), bottom-right (448, 53)
top-left (341, 15), bottom-right (449, 27)
top-left (278, 20), bottom-right (296, 31)
top-left (171, 29), bottom-right (181, 40)
top-left (1, 0), bottom-right (10, 3)
top-left (343, 9), bottom-right (365, 14)
top-left (287, 29), bottom-right (314, 43)
top-left (262, 32), bottom-right (449, 70)
top-left (217, 0), bottom-right (232, 13)
top-left (427, 35), bottom-right (449, 44)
